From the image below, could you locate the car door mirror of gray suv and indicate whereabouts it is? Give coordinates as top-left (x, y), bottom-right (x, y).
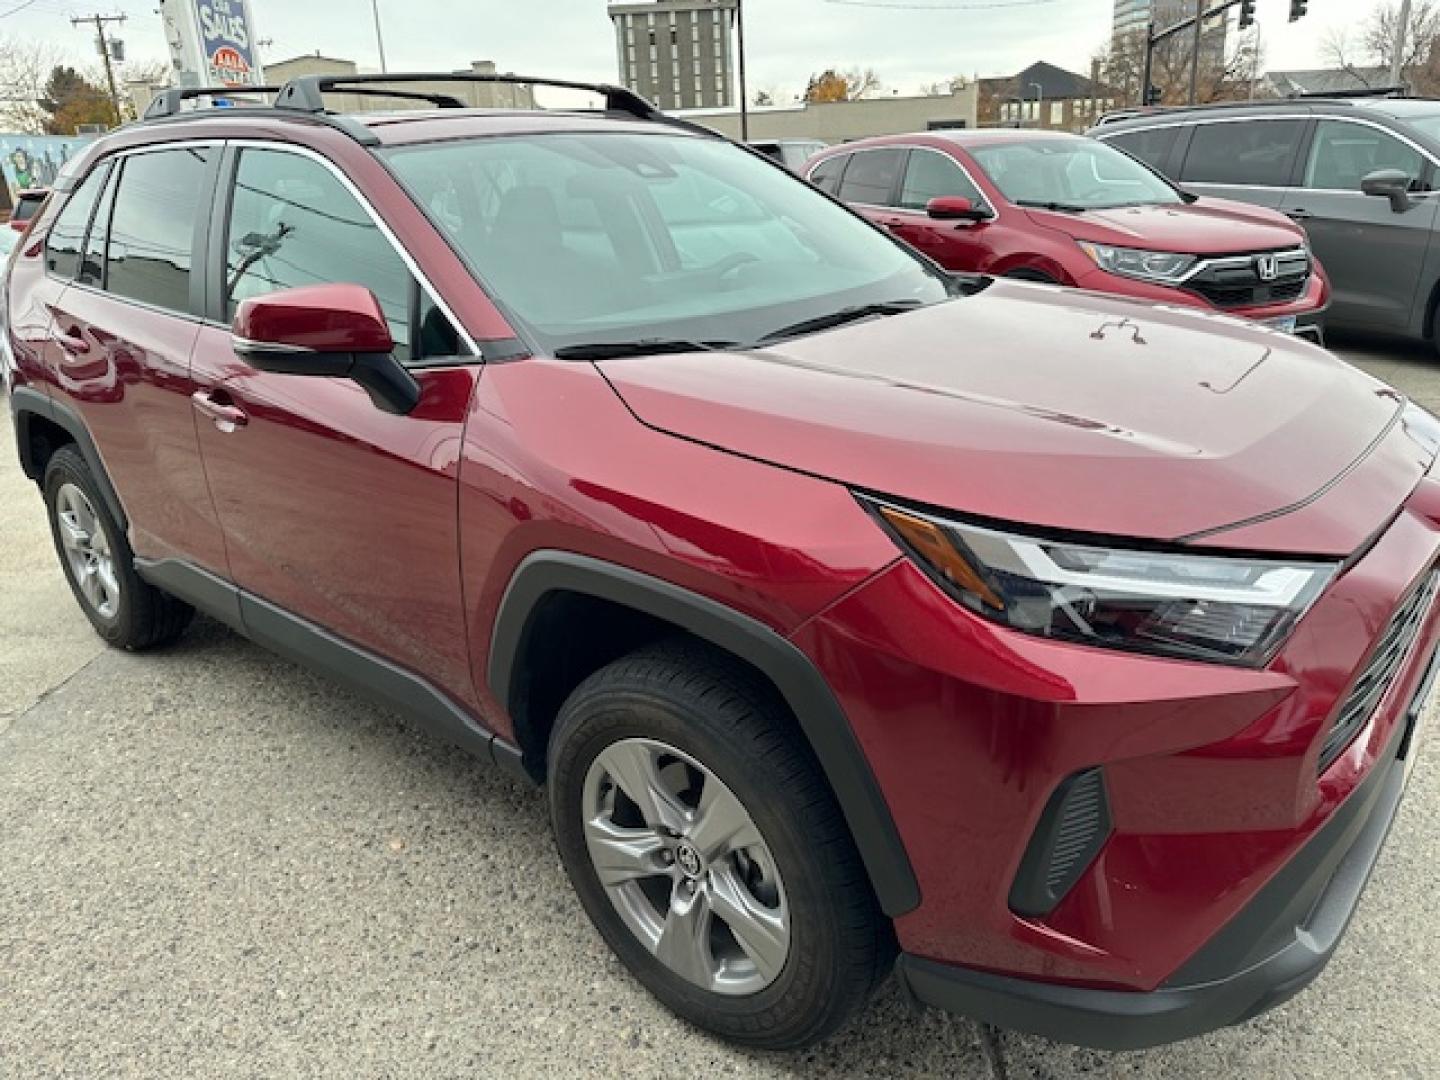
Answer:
top-left (1361, 169), bottom-right (1419, 214)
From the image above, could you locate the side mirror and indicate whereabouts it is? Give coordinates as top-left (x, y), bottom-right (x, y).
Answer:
top-left (231, 283), bottom-right (420, 415)
top-left (1361, 168), bottom-right (1417, 213)
top-left (926, 195), bottom-right (993, 223)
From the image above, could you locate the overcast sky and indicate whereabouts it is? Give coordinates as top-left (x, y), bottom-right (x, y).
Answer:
top-left (1, 0), bottom-right (1392, 101)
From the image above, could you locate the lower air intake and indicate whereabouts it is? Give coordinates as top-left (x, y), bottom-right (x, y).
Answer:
top-left (1009, 768), bottom-right (1113, 919)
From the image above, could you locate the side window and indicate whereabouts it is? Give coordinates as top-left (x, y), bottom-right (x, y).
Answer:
top-left (898, 150), bottom-right (983, 211)
top-left (1106, 127), bottom-right (1179, 174)
top-left (1304, 120), bottom-right (1431, 192)
top-left (837, 149), bottom-right (904, 205)
top-left (1181, 119), bottom-right (1305, 187)
top-left (225, 148), bottom-right (417, 362)
top-left (78, 166), bottom-right (118, 288)
top-left (43, 163), bottom-right (108, 280)
top-left (808, 154), bottom-right (848, 195)
top-left (106, 147), bottom-right (211, 313)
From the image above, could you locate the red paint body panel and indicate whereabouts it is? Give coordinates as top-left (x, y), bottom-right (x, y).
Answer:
top-left (599, 284), bottom-right (1418, 555)
top-left (810, 132), bottom-right (1331, 323)
top-left (233, 283), bottom-right (394, 353)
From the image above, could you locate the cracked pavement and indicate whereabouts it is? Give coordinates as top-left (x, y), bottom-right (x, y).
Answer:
top-left (1, 335), bottom-right (1437, 1078)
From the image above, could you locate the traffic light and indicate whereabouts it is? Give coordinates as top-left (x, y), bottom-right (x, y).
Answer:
top-left (1289, 0), bottom-right (1308, 21)
top-left (1239, 0), bottom-right (1256, 29)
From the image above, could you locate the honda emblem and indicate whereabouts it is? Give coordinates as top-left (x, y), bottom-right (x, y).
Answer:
top-left (1255, 254), bottom-right (1280, 282)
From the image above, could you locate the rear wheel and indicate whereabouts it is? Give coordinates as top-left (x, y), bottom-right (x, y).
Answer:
top-left (548, 641), bottom-right (892, 1049)
top-left (43, 446), bottom-right (192, 649)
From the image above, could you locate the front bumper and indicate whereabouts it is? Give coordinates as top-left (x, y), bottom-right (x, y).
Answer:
top-left (894, 656), bottom-right (1431, 1049)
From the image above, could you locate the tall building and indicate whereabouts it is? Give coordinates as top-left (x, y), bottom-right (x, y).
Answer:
top-left (608, 0), bottom-right (738, 111)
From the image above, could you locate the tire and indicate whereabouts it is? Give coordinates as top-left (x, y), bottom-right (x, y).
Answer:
top-left (43, 445), bottom-right (193, 650)
top-left (548, 640), bottom-right (893, 1050)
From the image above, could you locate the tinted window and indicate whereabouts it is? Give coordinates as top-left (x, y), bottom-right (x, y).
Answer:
top-left (1106, 127), bottom-right (1179, 173)
top-left (78, 167), bottom-right (117, 288)
top-left (106, 148), bottom-right (210, 313)
top-left (808, 154), bottom-right (848, 194)
top-left (1181, 120), bottom-right (1305, 187)
top-left (13, 194), bottom-right (45, 222)
top-left (898, 149), bottom-right (982, 210)
top-left (44, 164), bottom-right (107, 279)
top-left (837, 149), bottom-right (904, 205)
top-left (225, 148), bottom-right (413, 360)
top-left (1304, 119), bottom-right (1430, 191)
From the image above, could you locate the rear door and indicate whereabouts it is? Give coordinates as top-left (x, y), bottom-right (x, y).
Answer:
top-left (885, 147), bottom-right (996, 272)
top-left (43, 143), bottom-right (231, 574)
top-left (1176, 117), bottom-right (1308, 210)
top-left (1279, 118), bottom-right (1439, 331)
top-left (188, 143), bottom-right (482, 711)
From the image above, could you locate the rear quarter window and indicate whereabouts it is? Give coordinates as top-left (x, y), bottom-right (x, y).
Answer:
top-left (807, 154), bottom-right (848, 194)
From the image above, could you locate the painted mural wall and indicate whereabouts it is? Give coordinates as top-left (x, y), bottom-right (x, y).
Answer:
top-left (0, 134), bottom-right (96, 195)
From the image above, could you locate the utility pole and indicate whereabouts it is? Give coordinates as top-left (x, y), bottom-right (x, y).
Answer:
top-left (71, 13), bottom-right (126, 127)
top-left (1391, 0), bottom-right (1415, 88)
top-left (1188, 0), bottom-right (1204, 105)
top-left (370, 0), bottom-right (389, 74)
top-left (736, 0), bottom-right (748, 141)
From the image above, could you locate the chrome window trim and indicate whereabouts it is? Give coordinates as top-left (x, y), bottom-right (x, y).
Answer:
top-left (225, 139), bottom-right (480, 359)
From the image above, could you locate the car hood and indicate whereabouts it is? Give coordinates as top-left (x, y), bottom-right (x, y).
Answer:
top-left (1024, 197), bottom-right (1305, 254)
top-left (598, 282), bottom-right (1431, 557)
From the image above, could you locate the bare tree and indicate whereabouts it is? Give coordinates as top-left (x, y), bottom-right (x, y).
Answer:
top-left (0, 37), bottom-right (64, 133)
top-left (1099, 25), bottom-right (1265, 107)
top-left (1364, 1), bottom-right (1440, 75)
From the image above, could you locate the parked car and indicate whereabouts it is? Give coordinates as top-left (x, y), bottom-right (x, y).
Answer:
top-left (7, 188), bottom-right (47, 233)
top-left (749, 138), bottom-right (827, 172)
top-left (806, 130), bottom-right (1329, 337)
top-left (1092, 96), bottom-right (1440, 350)
top-left (8, 74), bottom-right (1439, 1053)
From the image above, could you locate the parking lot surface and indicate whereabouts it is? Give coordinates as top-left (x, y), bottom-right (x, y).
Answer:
top-left (1, 335), bottom-right (1437, 1079)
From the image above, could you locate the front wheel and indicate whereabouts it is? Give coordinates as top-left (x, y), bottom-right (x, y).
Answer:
top-left (548, 641), bottom-right (892, 1049)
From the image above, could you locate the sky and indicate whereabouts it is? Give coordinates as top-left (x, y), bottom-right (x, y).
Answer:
top-left (0, 0), bottom-right (1397, 102)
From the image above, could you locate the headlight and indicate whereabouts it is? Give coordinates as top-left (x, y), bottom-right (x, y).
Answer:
top-left (862, 496), bottom-right (1337, 666)
top-left (1078, 241), bottom-right (1198, 284)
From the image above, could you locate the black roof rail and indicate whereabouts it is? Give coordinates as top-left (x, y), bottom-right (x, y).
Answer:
top-left (1293, 85), bottom-right (1410, 99)
top-left (275, 72), bottom-right (661, 120)
top-left (142, 85), bottom-right (282, 120)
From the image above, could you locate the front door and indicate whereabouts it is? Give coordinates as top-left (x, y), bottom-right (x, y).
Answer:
top-left (189, 144), bottom-right (482, 710)
top-left (885, 148), bottom-right (996, 272)
top-left (1279, 118), bottom-right (1439, 331)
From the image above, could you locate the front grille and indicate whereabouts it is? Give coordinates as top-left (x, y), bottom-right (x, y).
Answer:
top-left (1185, 249), bottom-right (1310, 310)
top-left (1319, 571), bottom-right (1440, 773)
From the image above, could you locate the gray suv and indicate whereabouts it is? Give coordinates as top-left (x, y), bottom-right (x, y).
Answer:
top-left (1092, 97), bottom-right (1440, 349)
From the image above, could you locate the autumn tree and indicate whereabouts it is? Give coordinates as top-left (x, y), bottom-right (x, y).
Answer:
top-left (40, 66), bottom-right (115, 134)
top-left (803, 67), bottom-right (882, 103)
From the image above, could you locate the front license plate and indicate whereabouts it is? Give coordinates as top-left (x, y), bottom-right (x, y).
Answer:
top-left (1263, 315), bottom-right (1298, 334)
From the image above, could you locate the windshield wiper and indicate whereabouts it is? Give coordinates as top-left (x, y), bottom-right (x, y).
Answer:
top-left (1014, 199), bottom-right (1091, 214)
top-left (553, 338), bottom-right (743, 360)
top-left (757, 300), bottom-right (924, 345)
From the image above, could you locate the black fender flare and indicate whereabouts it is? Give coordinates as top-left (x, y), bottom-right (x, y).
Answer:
top-left (488, 550), bottom-right (921, 917)
top-left (9, 385), bottom-right (128, 532)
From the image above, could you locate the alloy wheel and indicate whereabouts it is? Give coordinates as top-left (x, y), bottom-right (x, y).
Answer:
top-left (55, 483), bottom-right (120, 620)
top-left (581, 737), bottom-right (790, 996)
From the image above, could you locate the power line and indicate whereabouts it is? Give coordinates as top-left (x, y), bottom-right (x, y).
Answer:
top-left (0, 0), bottom-right (50, 17)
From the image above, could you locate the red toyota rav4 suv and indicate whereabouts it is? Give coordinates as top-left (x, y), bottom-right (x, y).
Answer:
top-left (6, 75), bottom-right (1437, 1052)
top-left (807, 131), bottom-right (1330, 338)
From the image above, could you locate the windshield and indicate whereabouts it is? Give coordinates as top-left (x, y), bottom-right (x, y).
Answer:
top-left (969, 138), bottom-right (1183, 210)
top-left (383, 131), bottom-right (949, 352)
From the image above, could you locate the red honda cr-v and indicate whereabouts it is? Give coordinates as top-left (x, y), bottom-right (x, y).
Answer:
top-left (806, 130), bottom-right (1330, 338)
top-left (6, 75), bottom-right (1436, 1053)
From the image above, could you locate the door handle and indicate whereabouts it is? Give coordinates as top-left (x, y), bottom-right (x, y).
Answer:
top-left (1285, 209), bottom-right (1314, 221)
top-left (191, 389), bottom-right (248, 432)
top-left (53, 327), bottom-right (90, 356)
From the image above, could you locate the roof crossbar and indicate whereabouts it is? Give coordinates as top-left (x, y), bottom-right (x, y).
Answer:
top-left (142, 85), bottom-right (282, 120)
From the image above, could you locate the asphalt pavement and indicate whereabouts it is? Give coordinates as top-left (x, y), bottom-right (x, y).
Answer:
top-left (1, 336), bottom-right (1437, 1079)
